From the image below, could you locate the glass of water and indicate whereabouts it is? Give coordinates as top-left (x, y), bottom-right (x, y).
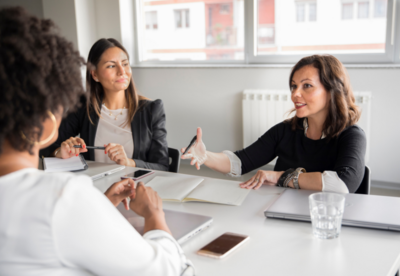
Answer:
top-left (309, 192), bottom-right (345, 239)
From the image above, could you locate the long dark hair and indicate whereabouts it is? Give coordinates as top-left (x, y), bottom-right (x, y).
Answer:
top-left (86, 38), bottom-right (146, 125)
top-left (286, 55), bottom-right (361, 140)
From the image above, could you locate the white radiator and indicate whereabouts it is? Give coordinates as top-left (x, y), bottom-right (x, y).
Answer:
top-left (242, 90), bottom-right (371, 164)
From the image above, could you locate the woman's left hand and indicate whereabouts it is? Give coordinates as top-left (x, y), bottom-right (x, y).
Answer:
top-left (104, 178), bottom-right (135, 210)
top-left (104, 143), bottom-right (135, 167)
top-left (240, 170), bottom-right (284, 190)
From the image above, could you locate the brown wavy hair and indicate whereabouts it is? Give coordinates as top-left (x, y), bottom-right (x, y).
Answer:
top-left (286, 55), bottom-right (360, 140)
top-left (86, 38), bottom-right (146, 126)
top-left (0, 7), bottom-right (86, 155)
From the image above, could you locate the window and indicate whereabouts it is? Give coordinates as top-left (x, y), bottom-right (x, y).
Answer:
top-left (220, 4), bottom-right (230, 14)
top-left (138, 0), bottom-right (244, 61)
top-left (342, 3), bottom-right (354, 20)
top-left (358, 2), bottom-right (370, 19)
top-left (135, 0), bottom-right (398, 64)
top-left (145, 11), bottom-right (157, 30)
top-left (296, 3), bottom-right (305, 22)
top-left (174, 9), bottom-right (190, 29)
top-left (374, 0), bottom-right (387, 17)
top-left (309, 3), bottom-right (317, 21)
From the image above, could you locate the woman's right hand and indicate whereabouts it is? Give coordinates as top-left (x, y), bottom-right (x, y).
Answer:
top-left (59, 137), bottom-right (88, 158)
top-left (129, 182), bottom-right (171, 235)
top-left (181, 127), bottom-right (207, 170)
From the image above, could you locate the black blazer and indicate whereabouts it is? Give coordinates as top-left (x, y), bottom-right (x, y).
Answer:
top-left (45, 99), bottom-right (169, 171)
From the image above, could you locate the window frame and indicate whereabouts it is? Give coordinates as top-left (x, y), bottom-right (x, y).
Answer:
top-left (132, 0), bottom-right (400, 65)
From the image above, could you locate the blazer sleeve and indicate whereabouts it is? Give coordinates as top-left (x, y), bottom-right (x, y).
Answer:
top-left (134, 100), bottom-right (169, 171)
top-left (334, 126), bottom-right (366, 193)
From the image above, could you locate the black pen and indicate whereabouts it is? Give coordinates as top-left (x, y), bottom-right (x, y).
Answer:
top-left (182, 135), bottom-right (197, 156)
top-left (73, 145), bottom-right (106, 150)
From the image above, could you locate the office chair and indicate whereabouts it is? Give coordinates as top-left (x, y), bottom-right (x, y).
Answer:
top-left (354, 166), bottom-right (370, 195)
top-left (168, 147), bottom-right (181, 173)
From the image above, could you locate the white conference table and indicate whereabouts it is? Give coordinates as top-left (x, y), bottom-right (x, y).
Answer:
top-left (92, 166), bottom-right (400, 276)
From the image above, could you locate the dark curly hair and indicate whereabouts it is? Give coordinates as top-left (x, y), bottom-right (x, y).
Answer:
top-left (0, 7), bottom-right (86, 155)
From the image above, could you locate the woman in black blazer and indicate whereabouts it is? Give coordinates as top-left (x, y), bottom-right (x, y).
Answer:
top-left (49, 38), bottom-right (168, 171)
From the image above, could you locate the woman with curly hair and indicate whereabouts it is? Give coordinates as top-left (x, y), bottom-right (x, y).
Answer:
top-left (0, 7), bottom-right (192, 276)
top-left (48, 38), bottom-right (169, 171)
top-left (182, 55), bottom-right (366, 193)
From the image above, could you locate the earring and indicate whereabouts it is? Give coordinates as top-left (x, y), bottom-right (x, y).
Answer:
top-left (20, 110), bottom-right (57, 146)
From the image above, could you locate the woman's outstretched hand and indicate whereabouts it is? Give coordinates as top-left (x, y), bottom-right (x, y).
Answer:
top-left (240, 170), bottom-right (284, 190)
top-left (181, 127), bottom-right (207, 170)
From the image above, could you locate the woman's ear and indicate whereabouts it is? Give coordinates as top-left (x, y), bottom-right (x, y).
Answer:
top-left (91, 70), bottom-right (99, 82)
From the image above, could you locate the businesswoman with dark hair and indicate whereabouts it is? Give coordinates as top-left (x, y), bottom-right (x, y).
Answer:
top-left (182, 55), bottom-right (366, 193)
top-left (51, 38), bottom-right (169, 171)
top-left (0, 7), bottom-right (192, 275)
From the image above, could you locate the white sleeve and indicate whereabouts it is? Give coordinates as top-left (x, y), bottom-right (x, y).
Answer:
top-left (222, 150), bottom-right (242, 177)
top-left (321, 171), bottom-right (349, 194)
top-left (52, 176), bottom-right (193, 276)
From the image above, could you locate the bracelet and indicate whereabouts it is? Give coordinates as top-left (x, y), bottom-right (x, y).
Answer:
top-left (277, 168), bottom-right (295, 187)
top-left (283, 173), bottom-right (296, 188)
top-left (53, 147), bottom-right (61, 157)
top-left (292, 167), bottom-right (306, 189)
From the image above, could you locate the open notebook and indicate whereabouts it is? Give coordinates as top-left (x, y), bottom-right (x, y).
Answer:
top-left (43, 155), bottom-right (88, 172)
top-left (145, 176), bottom-right (250, 206)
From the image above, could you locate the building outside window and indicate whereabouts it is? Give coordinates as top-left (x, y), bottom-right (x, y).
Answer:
top-left (309, 2), bottom-right (317, 21)
top-left (342, 2), bottom-right (354, 19)
top-left (174, 9), bottom-right (190, 29)
top-left (374, 0), bottom-right (387, 18)
top-left (145, 11), bottom-right (158, 30)
top-left (296, 2), bottom-right (306, 22)
top-left (358, 1), bottom-right (370, 19)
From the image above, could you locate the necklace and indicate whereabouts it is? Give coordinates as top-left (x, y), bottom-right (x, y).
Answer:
top-left (103, 103), bottom-right (126, 120)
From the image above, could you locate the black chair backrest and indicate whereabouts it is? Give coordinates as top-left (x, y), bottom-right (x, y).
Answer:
top-left (168, 147), bottom-right (181, 173)
top-left (355, 166), bottom-right (370, 195)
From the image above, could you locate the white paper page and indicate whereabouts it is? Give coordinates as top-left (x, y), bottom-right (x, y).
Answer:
top-left (185, 178), bottom-right (251, 206)
top-left (145, 176), bottom-right (204, 201)
top-left (43, 156), bottom-right (85, 172)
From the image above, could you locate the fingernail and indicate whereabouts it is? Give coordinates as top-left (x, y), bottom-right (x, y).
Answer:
top-left (83, 145), bottom-right (85, 149)
top-left (76, 154), bottom-right (78, 156)
top-left (105, 151), bottom-right (107, 154)
top-left (70, 151), bottom-right (71, 153)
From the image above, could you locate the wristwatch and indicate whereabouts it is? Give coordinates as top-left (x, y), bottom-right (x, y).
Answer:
top-left (292, 168), bottom-right (306, 189)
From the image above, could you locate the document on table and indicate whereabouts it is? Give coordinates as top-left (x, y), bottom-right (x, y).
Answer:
top-left (145, 176), bottom-right (251, 206)
top-left (43, 156), bottom-right (88, 172)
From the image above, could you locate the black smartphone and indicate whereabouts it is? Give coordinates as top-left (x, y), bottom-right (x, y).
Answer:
top-left (197, 232), bottom-right (249, 259)
top-left (121, 170), bottom-right (154, 180)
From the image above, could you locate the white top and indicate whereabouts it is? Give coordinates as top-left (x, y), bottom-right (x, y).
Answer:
top-left (94, 105), bottom-right (134, 163)
top-left (223, 119), bottom-right (349, 193)
top-left (0, 169), bottom-right (193, 276)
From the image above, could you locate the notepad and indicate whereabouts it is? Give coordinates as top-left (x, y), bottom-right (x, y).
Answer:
top-left (43, 155), bottom-right (88, 172)
top-left (145, 176), bottom-right (251, 206)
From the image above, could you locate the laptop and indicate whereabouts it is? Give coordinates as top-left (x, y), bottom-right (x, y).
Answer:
top-left (264, 189), bottom-right (400, 231)
top-left (75, 161), bottom-right (125, 180)
top-left (117, 204), bottom-right (213, 244)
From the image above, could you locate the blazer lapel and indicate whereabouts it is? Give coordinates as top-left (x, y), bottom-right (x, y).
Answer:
top-left (132, 111), bottom-right (141, 159)
top-left (88, 101), bottom-right (101, 161)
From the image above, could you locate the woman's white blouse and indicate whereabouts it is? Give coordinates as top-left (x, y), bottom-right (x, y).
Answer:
top-left (0, 169), bottom-right (193, 276)
top-left (223, 119), bottom-right (349, 194)
top-left (94, 105), bottom-right (134, 163)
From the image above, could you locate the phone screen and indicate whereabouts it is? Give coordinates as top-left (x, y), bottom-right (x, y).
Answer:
top-left (198, 233), bottom-right (248, 256)
top-left (123, 170), bottom-right (152, 179)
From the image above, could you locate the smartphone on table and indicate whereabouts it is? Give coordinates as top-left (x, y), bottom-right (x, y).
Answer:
top-left (121, 170), bottom-right (154, 181)
top-left (197, 232), bottom-right (249, 259)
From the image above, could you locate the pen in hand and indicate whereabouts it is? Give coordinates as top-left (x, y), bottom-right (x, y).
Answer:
top-left (73, 145), bottom-right (106, 150)
top-left (182, 135), bottom-right (197, 156)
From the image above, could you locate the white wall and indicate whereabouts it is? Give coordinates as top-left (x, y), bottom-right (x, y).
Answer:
top-left (75, 0), bottom-right (98, 60)
top-left (0, 0), bottom-right (43, 18)
top-left (131, 67), bottom-right (400, 184)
